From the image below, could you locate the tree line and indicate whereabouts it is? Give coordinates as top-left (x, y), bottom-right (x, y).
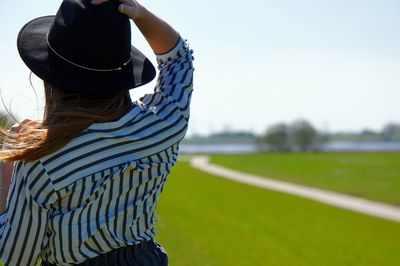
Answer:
top-left (259, 120), bottom-right (325, 152)
top-left (260, 120), bottom-right (400, 152)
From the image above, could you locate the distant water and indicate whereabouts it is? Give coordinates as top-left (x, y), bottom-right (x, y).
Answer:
top-left (180, 141), bottom-right (400, 154)
top-left (321, 141), bottom-right (400, 152)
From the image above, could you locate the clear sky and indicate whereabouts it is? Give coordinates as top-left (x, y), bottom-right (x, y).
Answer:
top-left (1, 0), bottom-right (399, 136)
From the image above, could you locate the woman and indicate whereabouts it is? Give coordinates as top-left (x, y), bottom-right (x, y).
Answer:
top-left (0, 0), bottom-right (194, 265)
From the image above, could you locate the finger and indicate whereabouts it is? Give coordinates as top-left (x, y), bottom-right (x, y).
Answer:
top-left (118, 3), bottom-right (128, 13)
top-left (118, 3), bottom-right (133, 15)
top-left (21, 119), bottom-right (33, 124)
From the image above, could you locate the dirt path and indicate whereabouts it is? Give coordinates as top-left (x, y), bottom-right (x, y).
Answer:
top-left (190, 156), bottom-right (400, 223)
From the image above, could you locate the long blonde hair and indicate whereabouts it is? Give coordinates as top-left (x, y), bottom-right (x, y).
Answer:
top-left (0, 82), bottom-right (132, 162)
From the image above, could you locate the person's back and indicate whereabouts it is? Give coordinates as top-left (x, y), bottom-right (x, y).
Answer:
top-left (0, 0), bottom-right (194, 265)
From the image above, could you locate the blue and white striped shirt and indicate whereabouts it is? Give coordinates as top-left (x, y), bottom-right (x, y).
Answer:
top-left (0, 37), bottom-right (194, 266)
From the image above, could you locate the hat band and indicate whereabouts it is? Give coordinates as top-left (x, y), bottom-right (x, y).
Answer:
top-left (46, 34), bottom-right (132, 72)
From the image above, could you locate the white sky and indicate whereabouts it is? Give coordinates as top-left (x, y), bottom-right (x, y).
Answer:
top-left (1, 0), bottom-right (399, 136)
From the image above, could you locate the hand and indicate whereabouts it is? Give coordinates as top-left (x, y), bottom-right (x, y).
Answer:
top-left (92, 0), bottom-right (179, 54)
top-left (91, 0), bottom-right (144, 20)
top-left (0, 161), bottom-right (13, 213)
top-left (9, 119), bottom-right (40, 134)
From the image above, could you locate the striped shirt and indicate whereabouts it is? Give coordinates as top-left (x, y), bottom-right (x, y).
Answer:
top-left (0, 37), bottom-right (194, 266)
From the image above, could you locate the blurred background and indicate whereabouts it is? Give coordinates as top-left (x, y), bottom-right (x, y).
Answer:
top-left (1, 1), bottom-right (399, 265)
top-left (1, 0), bottom-right (400, 137)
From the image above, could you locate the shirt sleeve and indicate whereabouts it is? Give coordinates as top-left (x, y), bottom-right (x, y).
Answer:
top-left (0, 161), bottom-right (56, 266)
top-left (135, 37), bottom-right (194, 141)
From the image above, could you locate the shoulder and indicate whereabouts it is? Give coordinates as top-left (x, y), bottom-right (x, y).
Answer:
top-left (36, 105), bottom-right (149, 188)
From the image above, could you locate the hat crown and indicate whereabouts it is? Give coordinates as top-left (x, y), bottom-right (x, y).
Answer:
top-left (48, 0), bottom-right (131, 70)
top-left (17, 0), bottom-right (156, 93)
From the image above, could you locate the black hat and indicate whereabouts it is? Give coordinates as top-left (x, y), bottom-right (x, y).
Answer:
top-left (17, 0), bottom-right (156, 94)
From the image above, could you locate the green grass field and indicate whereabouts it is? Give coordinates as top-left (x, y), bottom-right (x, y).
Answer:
top-left (155, 162), bottom-right (400, 266)
top-left (211, 153), bottom-right (400, 205)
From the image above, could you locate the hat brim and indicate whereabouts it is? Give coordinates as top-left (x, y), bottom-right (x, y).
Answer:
top-left (17, 16), bottom-right (156, 94)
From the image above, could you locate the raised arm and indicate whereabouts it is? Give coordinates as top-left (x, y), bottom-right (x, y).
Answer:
top-left (88, 0), bottom-right (194, 159)
top-left (91, 0), bottom-right (180, 54)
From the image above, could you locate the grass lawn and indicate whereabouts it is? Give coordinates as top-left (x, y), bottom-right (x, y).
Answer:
top-left (155, 162), bottom-right (400, 266)
top-left (211, 153), bottom-right (400, 205)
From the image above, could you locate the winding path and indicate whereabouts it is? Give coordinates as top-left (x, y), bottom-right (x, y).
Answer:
top-left (190, 156), bottom-right (400, 223)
